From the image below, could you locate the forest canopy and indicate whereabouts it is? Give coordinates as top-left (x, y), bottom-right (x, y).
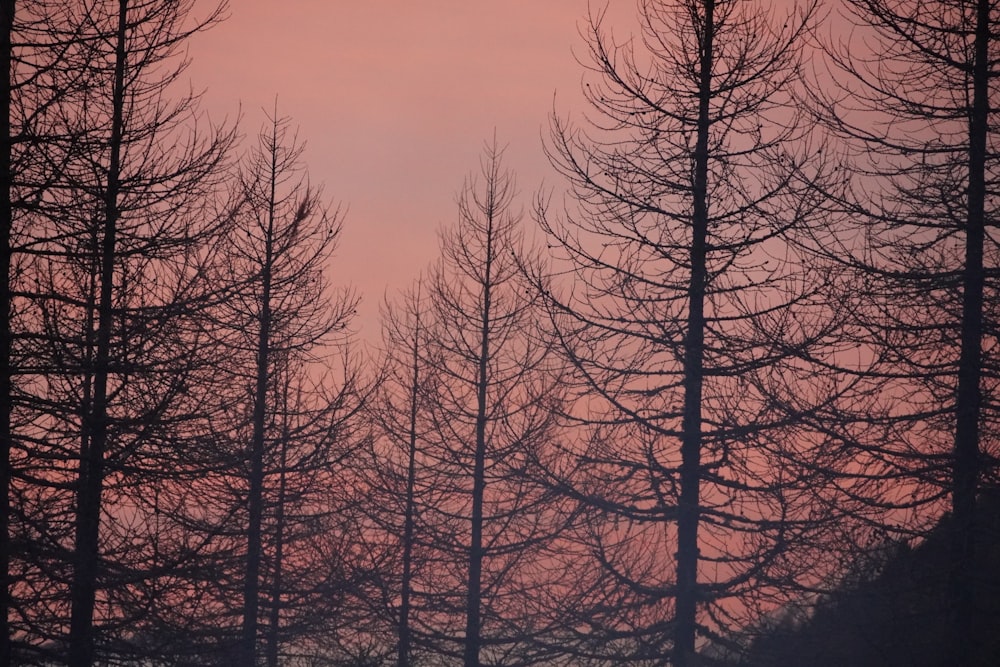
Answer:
top-left (2, 0), bottom-right (999, 666)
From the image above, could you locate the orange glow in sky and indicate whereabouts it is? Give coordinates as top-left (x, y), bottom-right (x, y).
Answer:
top-left (189, 1), bottom-right (608, 336)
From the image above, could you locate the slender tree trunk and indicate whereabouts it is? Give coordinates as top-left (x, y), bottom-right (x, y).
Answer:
top-left (241, 129), bottom-right (278, 667)
top-left (265, 388), bottom-right (289, 667)
top-left (398, 302), bottom-right (422, 667)
top-left (463, 214), bottom-right (494, 667)
top-left (951, 2), bottom-right (989, 664)
top-left (241, 229), bottom-right (273, 666)
top-left (674, 3), bottom-right (714, 666)
top-left (67, 3), bottom-right (127, 665)
top-left (0, 2), bottom-right (14, 663)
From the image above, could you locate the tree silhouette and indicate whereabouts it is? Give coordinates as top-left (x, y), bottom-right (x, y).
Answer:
top-left (535, 1), bottom-right (839, 664)
top-left (11, 0), bottom-right (234, 663)
top-left (3, 3), bottom-right (96, 660)
top-left (805, 2), bottom-right (1000, 663)
top-left (365, 139), bottom-right (574, 667)
top-left (215, 110), bottom-right (360, 666)
top-left (362, 280), bottom-right (433, 667)
top-left (739, 488), bottom-right (1000, 667)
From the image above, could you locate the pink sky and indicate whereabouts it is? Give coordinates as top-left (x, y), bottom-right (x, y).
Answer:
top-left (188, 1), bottom-right (615, 337)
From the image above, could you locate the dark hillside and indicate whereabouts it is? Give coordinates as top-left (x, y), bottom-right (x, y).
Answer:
top-left (740, 490), bottom-right (1000, 667)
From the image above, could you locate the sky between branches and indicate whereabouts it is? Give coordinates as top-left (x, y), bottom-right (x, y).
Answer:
top-left (188, 0), bottom-right (608, 336)
top-left (189, 0), bottom-right (857, 339)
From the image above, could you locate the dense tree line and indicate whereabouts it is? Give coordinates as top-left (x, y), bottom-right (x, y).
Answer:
top-left (2, 0), bottom-right (998, 666)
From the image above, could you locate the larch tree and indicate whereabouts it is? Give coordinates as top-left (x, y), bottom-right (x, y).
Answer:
top-left (11, 0), bottom-right (235, 664)
top-left (259, 356), bottom-right (364, 667)
top-left (3, 2), bottom-right (94, 660)
top-left (360, 279), bottom-right (435, 667)
top-left (805, 0), bottom-right (1000, 664)
top-left (366, 139), bottom-right (574, 667)
top-left (211, 109), bottom-right (360, 666)
top-left (534, 1), bottom-right (843, 664)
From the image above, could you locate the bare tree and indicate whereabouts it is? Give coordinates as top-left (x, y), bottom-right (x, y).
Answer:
top-left (3, 3), bottom-right (95, 660)
top-left (213, 109), bottom-right (359, 666)
top-left (804, 1), bottom-right (1000, 663)
top-left (362, 280), bottom-right (433, 667)
top-left (535, 1), bottom-right (840, 664)
top-left (364, 139), bottom-right (574, 667)
top-left (11, 1), bottom-right (234, 663)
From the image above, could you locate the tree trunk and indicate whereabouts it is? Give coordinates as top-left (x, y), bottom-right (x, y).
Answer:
top-left (951, 2), bottom-right (989, 664)
top-left (398, 303), bottom-right (422, 667)
top-left (674, 2), bottom-right (714, 665)
top-left (463, 209), bottom-right (494, 667)
top-left (241, 205), bottom-right (274, 667)
top-left (67, 3), bottom-right (127, 665)
top-left (265, 388), bottom-right (289, 667)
